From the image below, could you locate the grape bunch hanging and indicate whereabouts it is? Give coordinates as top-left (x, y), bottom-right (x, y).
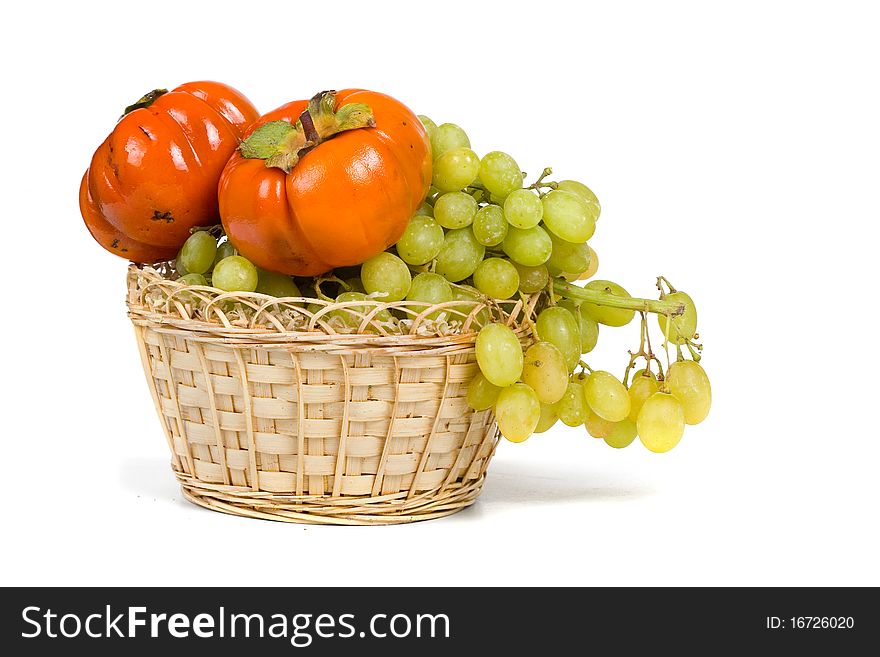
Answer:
top-left (171, 114), bottom-right (711, 452)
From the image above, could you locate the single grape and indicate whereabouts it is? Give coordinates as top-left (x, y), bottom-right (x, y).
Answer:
top-left (576, 246), bottom-right (599, 280)
top-left (329, 291), bottom-right (393, 327)
top-left (407, 272), bottom-right (453, 320)
top-left (503, 188), bottom-right (543, 229)
top-left (396, 215), bottom-right (444, 266)
top-left (361, 252), bottom-right (411, 302)
top-left (632, 368), bottom-right (657, 380)
top-left (628, 373), bottom-right (660, 422)
top-left (513, 262), bottom-right (549, 294)
top-left (212, 240), bottom-right (236, 269)
top-left (584, 370), bottom-right (630, 422)
top-left (473, 258), bottom-right (520, 299)
top-left (557, 300), bottom-right (600, 353)
top-left (535, 403), bottom-right (558, 433)
top-left (475, 323), bottom-right (524, 387)
top-left (430, 123), bottom-right (470, 158)
top-left (666, 360), bottom-right (711, 425)
top-left (434, 191), bottom-right (478, 229)
top-left (542, 189), bottom-right (596, 243)
top-left (502, 225), bottom-right (553, 267)
top-left (557, 180), bottom-right (601, 217)
top-left (451, 284), bottom-right (489, 328)
top-left (175, 255), bottom-right (189, 276)
top-left (585, 409), bottom-right (615, 438)
top-left (546, 232), bottom-right (591, 276)
top-left (638, 392), bottom-right (685, 453)
top-left (418, 115), bottom-right (437, 141)
top-left (495, 383), bottom-right (540, 443)
top-left (536, 306), bottom-right (581, 372)
top-left (466, 371), bottom-right (502, 411)
top-left (415, 202), bottom-right (434, 217)
top-left (432, 147), bottom-right (480, 192)
top-left (521, 342), bottom-right (569, 404)
top-left (479, 151), bottom-right (522, 198)
top-left (178, 230), bottom-right (217, 275)
top-left (580, 280), bottom-right (635, 327)
top-left (554, 381), bottom-right (588, 426)
top-left (472, 204), bottom-right (508, 247)
top-left (435, 228), bottom-right (485, 282)
top-left (605, 418), bottom-right (638, 449)
top-left (178, 273), bottom-right (207, 286)
top-left (657, 291), bottom-right (698, 344)
top-left (255, 269), bottom-right (302, 297)
top-left (212, 255), bottom-right (258, 292)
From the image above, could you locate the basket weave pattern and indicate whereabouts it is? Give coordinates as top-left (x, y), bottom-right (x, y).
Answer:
top-left (127, 267), bottom-right (533, 525)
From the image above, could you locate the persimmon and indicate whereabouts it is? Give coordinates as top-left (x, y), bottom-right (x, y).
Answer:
top-left (218, 89), bottom-right (431, 276)
top-left (80, 81), bottom-right (259, 262)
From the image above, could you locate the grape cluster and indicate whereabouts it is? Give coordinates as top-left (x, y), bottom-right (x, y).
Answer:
top-left (404, 116), bottom-right (711, 452)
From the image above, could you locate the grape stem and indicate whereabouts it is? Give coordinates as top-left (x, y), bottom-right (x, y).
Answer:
top-left (553, 281), bottom-right (685, 317)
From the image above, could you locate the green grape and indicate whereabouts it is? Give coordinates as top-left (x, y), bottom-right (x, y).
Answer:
top-left (407, 272), bottom-right (453, 320)
top-left (637, 392), bottom-right (685, 453)
top-left (535, 403), bottom-right (558, 433)
top-left (580, 280), bottom-right (635, 327)
top-left (255, 269), bottom-right (301, 298)
top-left (557, 300), bottom-right (600, 353)
top-left (427, 186), bottom-right (442, 204)
top-left (430, 123), bottom-right (470, 158)
top-left (628, 373), bottom-right (660, 422)
top-left (521, 342), bottom-right (569, 404)
top-left (330, 291), bottom-right (393, 327)
top-left (415, 202), bottom-right (434, 217)
top-left (657, 291), bottom-right (698, 344)
top-left (418, 115), bottom-right (437, 140)
top-left (475, 323), bottom-right (524, 387)
top-left (178, 230), bottom-right (217, 275)
top-left (174, 255), bottom-right (189, 276)
top-left (546, 232), bottom-right (591, 275)
top-left (542, 189), bottom-right (596, 243)
top-left (495, 383), bottom-right (540, 443)
top-left (554, 381), bottom-right (587, 426)
top-left (212, 255), bottom-right (258, 292)
top-left (536, 306), bottom-right (581, 372)
top-left (502, 225), bottom-right (553, 267)
top-left (212, 240), bottom-right (237, 269)
top-left (435, 228), bottom-right (485, 282)
top-left (605, 418), bottom-right (638, 449)
top-left (433, 147), bottom-right (481, 192)
top-left (178, 273), bottom-right (207, 286)
top-left (632, 368), bottom-right (656, 381)
top-left (472, 204), bottom-right (508, 246)
top-left (513, 262), bottom-right (549, 294)
top-left (473, 258), bottom-right (520, 299)
top-left (396, 215), bottom-right (444, 266)
top-left (585, 409), bottom-right (615, 438)
top-left (451, 284), bottom-right (489, 328)
top-left (503, 189), bottom-right (543, 229)
top-left (557, 180), bottom-right (601, 217)
top-left (466, 371), bottom-right (502, 411)
top-left (584, 370), bottom-right (630, 422)
top-left (666, 360), bottom-right (711, 425)
top-left (361, 252), bottom-right (411, 302)
top-left (434, 191), bottom-right (478, 229)
top-left (479, 151), bottom-right (522, 198)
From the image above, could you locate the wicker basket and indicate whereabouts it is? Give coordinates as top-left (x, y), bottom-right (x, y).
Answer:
top-left (127, 265), bottom-right (534, 525)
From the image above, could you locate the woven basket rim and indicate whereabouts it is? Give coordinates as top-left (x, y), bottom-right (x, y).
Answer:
top-left (127, 264), bottom-right (537, 346)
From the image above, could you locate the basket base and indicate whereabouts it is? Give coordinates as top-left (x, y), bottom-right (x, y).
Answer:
top-left (177, 474), bottom-right (486, 526)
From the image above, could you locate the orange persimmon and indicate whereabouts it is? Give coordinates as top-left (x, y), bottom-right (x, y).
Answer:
top-left (80, 81), bottom-right (259, 262)
top-left (218, 89), bottom-right (431, 276)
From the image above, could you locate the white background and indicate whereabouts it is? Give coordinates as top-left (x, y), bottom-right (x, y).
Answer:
top-left (2, 0), bottom-right (877, 586)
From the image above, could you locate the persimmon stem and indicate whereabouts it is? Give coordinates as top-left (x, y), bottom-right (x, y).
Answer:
top-left (123, 88), bottom-right (168, 116)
